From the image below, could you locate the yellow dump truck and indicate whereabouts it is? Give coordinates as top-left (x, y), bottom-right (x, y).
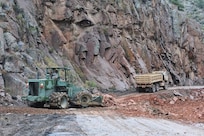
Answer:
top-left (135, 71), bottom-right (168, 92)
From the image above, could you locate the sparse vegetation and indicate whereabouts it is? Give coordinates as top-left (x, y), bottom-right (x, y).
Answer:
top-left (44, 56), bottom-right (58, 67)
top-left (48, 48), bottom-right (54, 54)
top-left (73, 64), bottom-right (86, 82)
top-left (170, 0), bottom-right (184, 11)
top-left (29, 25), bottom-right (37, 34)
top-left (196, 0), bottom-right (204, 9)
top-left (16, 13), bottom-right (23, 20)
top-left (85, 80), bottom-right (98, 88)
top-left (108, 85), bottom-right (116, 91)
top-left (102, 27), bottom-right (109, 36)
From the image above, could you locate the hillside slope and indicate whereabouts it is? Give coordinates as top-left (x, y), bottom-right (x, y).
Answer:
top-left (0, 0), bottom-right (204, 94)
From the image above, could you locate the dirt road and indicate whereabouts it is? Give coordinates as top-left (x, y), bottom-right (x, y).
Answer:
top-left (0, 110), bottom-right (203, 136)
top-left (0, 87), bottom-right (204, 136)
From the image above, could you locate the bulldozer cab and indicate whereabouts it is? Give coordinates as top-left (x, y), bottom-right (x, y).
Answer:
top-left (46, 67), bottom-right (75, 83)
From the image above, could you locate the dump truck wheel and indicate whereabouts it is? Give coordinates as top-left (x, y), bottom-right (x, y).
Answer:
top-left (152, 84), bottom-right (156, 93)
top-left (137, 87), bottom-right (144, 92)
top-left (77, 91), bottom-right (92, 108)
top-left (145, 88), bottom-right (151, 93)
top-left (163, 84), bottom-right (168, 90)
top-left (49, 92), bottom-right (69, 109)
top-left (155, 83), bottom-right (160, 92)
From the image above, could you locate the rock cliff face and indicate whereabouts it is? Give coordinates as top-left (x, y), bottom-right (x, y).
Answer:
top-left (0, 0), bottom-right (204, 94)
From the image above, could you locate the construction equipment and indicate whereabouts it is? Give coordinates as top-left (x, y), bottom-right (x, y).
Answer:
top-left (135, 71), bottom-right (168, 93)
top-left (22, 67), bottom-right (103, 109)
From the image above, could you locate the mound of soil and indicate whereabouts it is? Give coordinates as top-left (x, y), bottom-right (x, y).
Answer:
top-left (103, 89), bottom-right (204, 123)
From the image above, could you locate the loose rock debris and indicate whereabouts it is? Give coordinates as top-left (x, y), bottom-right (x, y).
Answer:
top-left (0, 89), bottom-right (203, 123)
top-left (102, 89), bottom-right (204, 123)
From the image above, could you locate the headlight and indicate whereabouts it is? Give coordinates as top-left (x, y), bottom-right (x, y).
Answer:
top-left (40, 83), bottom-right (44, 89)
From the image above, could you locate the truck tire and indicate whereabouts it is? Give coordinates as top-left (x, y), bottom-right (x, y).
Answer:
top-left (49, 92), bottom-right (69, 109)
top-left (151, 84), bottom-right (156, 93)
top-left (163, 84), bottom-right (168, 90)
top-left (137, 87), bottom-right (142, 92)
top-left (77, 91), bottom-right (92, 108)
top-left (145, 88), bottom-right (151, 93)
top-left (155, 83), bottom-right (160, 92)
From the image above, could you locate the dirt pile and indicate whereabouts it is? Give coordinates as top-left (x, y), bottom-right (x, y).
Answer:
top-left (103, 89), bottom-right (204, 123)
top-left (102, 94), bottom-right (117, 107)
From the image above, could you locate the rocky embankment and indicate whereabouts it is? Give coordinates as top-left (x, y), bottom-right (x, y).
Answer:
top-left (0, 0), bottom-right (204, 95)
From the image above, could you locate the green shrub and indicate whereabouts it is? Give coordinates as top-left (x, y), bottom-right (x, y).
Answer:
top-left (170, 0), bottom-right (184, 11)
top-left (85, 80), bottom-right (98, 88)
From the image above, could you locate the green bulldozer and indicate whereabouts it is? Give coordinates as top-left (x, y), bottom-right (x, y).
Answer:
top-left (22, 67), bottom-right (103, 109)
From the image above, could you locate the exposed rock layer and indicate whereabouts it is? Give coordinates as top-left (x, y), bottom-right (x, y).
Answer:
top-left (0, 0), bottom-right (203, 94)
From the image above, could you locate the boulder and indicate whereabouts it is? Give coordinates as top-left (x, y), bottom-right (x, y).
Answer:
top-left (4, 32), bottom-right (19, 51)
top-left (4, 54), bottom-right (24, 73)
top-left (3, 73), bottom-right (26, 96)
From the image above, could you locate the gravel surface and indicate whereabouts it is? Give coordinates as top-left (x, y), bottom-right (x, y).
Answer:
top-left (0, 87), bottom-right (204, 136)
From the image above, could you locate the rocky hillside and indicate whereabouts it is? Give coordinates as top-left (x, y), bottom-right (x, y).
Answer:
top-left (183, 0), bottom-right (204, 30)
top-left (0, 0), bottom-right (204, 95)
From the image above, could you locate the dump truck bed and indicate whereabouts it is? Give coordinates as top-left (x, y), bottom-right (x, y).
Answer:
top-left (135, 73), bottom-right (163, 85)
